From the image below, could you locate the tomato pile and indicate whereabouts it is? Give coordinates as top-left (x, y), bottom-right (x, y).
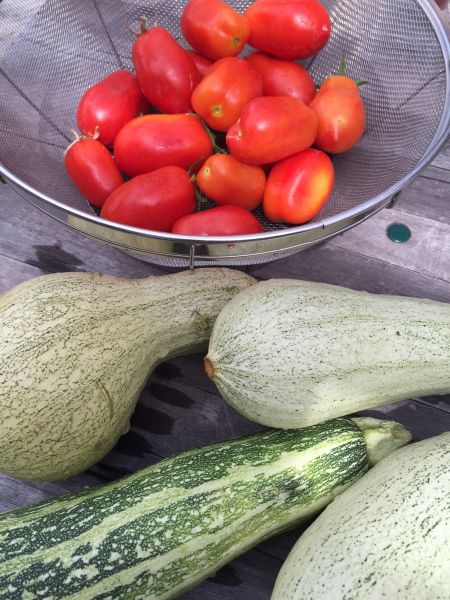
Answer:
top-left (65, 0), bottom-right (366, 236)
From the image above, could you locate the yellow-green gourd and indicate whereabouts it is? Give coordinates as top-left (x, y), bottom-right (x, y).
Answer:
top-left (205, 279), bottom-right (450, 428)
top-left (0, 268), bottom-right (255, 481)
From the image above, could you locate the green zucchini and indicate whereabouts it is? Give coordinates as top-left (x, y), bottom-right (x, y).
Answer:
top-left (205, 279), bottom-right (450, 428)
top-left (0, 417), bottom-right (410, 600)
top-left (0, 268), bottom-right (255, 481)
top-left (272, 432), bottom-right (450, 600)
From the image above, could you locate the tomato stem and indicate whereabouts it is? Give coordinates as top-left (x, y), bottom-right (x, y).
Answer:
top-left (315, 52), bottom-right (368, 90)
top-left (194, 185), bottom-right (209, 205)
top-left (130, 16), bottom-right (147, 37)
top-left (187, 113), bottom-right (224, 153)
top-left (338, 51), bottom-right (347, 77)
top-left (188, 156), bottom-right (204, 176)
top-left (64, 129), bottom-right (82, 157)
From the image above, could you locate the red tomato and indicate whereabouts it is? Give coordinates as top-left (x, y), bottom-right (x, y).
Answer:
top-left (263, 148), bottom-right (334, 224)
top-left (76, 70), bottom-right (149, 148)
top-left (172, 205), bottom-right (263, 236)
top-left (196, 154), bottom-right (266, 210)
top-left (245, 52), bottom-right (316, 104)
top-left (101, 167), bottom-right (195, 231)
top-left (310, 76), bottom-right (365, 153)
top-left (114, 114), bottom-right (213, 177)
top-left (64, 136), bottom-right (123, 208)
top-left (187, 50), bottom-right (214, 78)
top-left (245, 0), bottom-right (331, 60)
top-left (192, 57), bottom-right (263, 132)
top-left (181, 0), bottom-right (251, 60)
top-left (226, 96), bottom-right (318, 165)
top-left (132, 26), bottom-right (200, 113)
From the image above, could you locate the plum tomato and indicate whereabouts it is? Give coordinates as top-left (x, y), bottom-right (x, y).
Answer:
top-left (64, 135), bottom-right (123, 208)
top-left (187, 50), bottom-right (214, 78)
top-left (196, 154), bottom-right (266, 211)
top-left (226, 96), bottom-right (318, 165)
top-left (309, 75), bottom-right (366, 153)
top-left (245, 0), bottom-right (331, 60)
top-left (114, 114), bottom-right (213, 178)
top-left (172, 205), bottom-right (263, 236)
top-left (101, 166), bottom-right (195, 232)
top-left (245, 52), bottom-right (316, 104)
top-left (132, 25), bottom-right (200, 113)
top-left (191, 57), bottom-right (263, 132)
top-left (181, 0), bottom-right (251, 60)
top-left (76, 70), bottom-right (149, 148)
top-left (263, 148), bottom-right (334, 224)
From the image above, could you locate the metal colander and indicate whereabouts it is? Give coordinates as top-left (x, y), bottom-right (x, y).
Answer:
top-left (0, 0), bottom-right (449, 267)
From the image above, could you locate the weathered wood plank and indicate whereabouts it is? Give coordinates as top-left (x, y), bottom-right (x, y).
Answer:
top-left (329, 208), bottom-right (450, 283)
top-left (252, 243), bottom-right (450, 302)
top-left (183, 550), bottom-right (283, 600)
top-left (431, 140), bottom-right (450, 171)
top-left (0, 186), bottom-right (160, 278)
top-left (413, 396), bottom-right (450, 414)
top-left (394, 175), bottom-right (450, 224)
top-left (421, 165), bottom-right (450, 184)
top-left (0, 253), bottom-right (46, 292)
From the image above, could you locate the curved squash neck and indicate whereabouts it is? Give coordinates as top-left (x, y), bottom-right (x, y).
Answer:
top-left (0, 267), bottom-right (255, 480)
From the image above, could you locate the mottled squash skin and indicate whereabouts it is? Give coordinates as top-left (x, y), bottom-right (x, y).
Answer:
top-left (206, 279), bottom-right (450, 428)
top-left (0, 417), bottom-right (409, 600)
top-left (273, 433), bottom-right (450, 600)
top-left (0, 268), bottom-right (255, 480)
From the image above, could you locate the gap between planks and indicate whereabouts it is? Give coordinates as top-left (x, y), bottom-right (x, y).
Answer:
top-left (328, 207), bottom-right (450, 284)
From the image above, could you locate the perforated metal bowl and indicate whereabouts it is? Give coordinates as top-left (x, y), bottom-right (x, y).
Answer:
top-left (0, 0), bottom-right (449, 267)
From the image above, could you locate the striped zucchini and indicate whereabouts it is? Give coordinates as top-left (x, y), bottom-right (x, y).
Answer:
top-left (0, 268), bottom-right (255, 481)
top-left (272, 432), bottom-right (450, 600)
top-left (205, 279), bottom-right (450, 428)
top-left (0, 417), bottom-right (410, 600)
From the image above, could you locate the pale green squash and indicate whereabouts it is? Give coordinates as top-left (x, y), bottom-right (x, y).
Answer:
top-left (0, 268), bottom-right (255, 480)
top-left (205, 279), bottom-right (450, 428)
top-left (273, 432), bottom-right (450, 600)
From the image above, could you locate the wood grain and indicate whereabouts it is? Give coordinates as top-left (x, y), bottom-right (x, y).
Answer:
top-left (0, 253), bottom-right (45, 292)
top-left (329, 208), bottom-right (450, 282)
top-left (0, 185), bottom-right (157, 279)
top-left (253, 243), bottom-right (450, 301)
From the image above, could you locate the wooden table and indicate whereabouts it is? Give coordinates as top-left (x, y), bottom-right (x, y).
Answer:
top-left (1, 137), bottom-right (449, 598)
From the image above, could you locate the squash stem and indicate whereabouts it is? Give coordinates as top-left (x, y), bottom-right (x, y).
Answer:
top-left (204, 356), bottom-right (215, 379)
top-left (351, 417), bottom-right (412, 466)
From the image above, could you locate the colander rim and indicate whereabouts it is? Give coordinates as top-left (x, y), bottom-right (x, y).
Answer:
top-left (1, 0), bottom-right (449, 247)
